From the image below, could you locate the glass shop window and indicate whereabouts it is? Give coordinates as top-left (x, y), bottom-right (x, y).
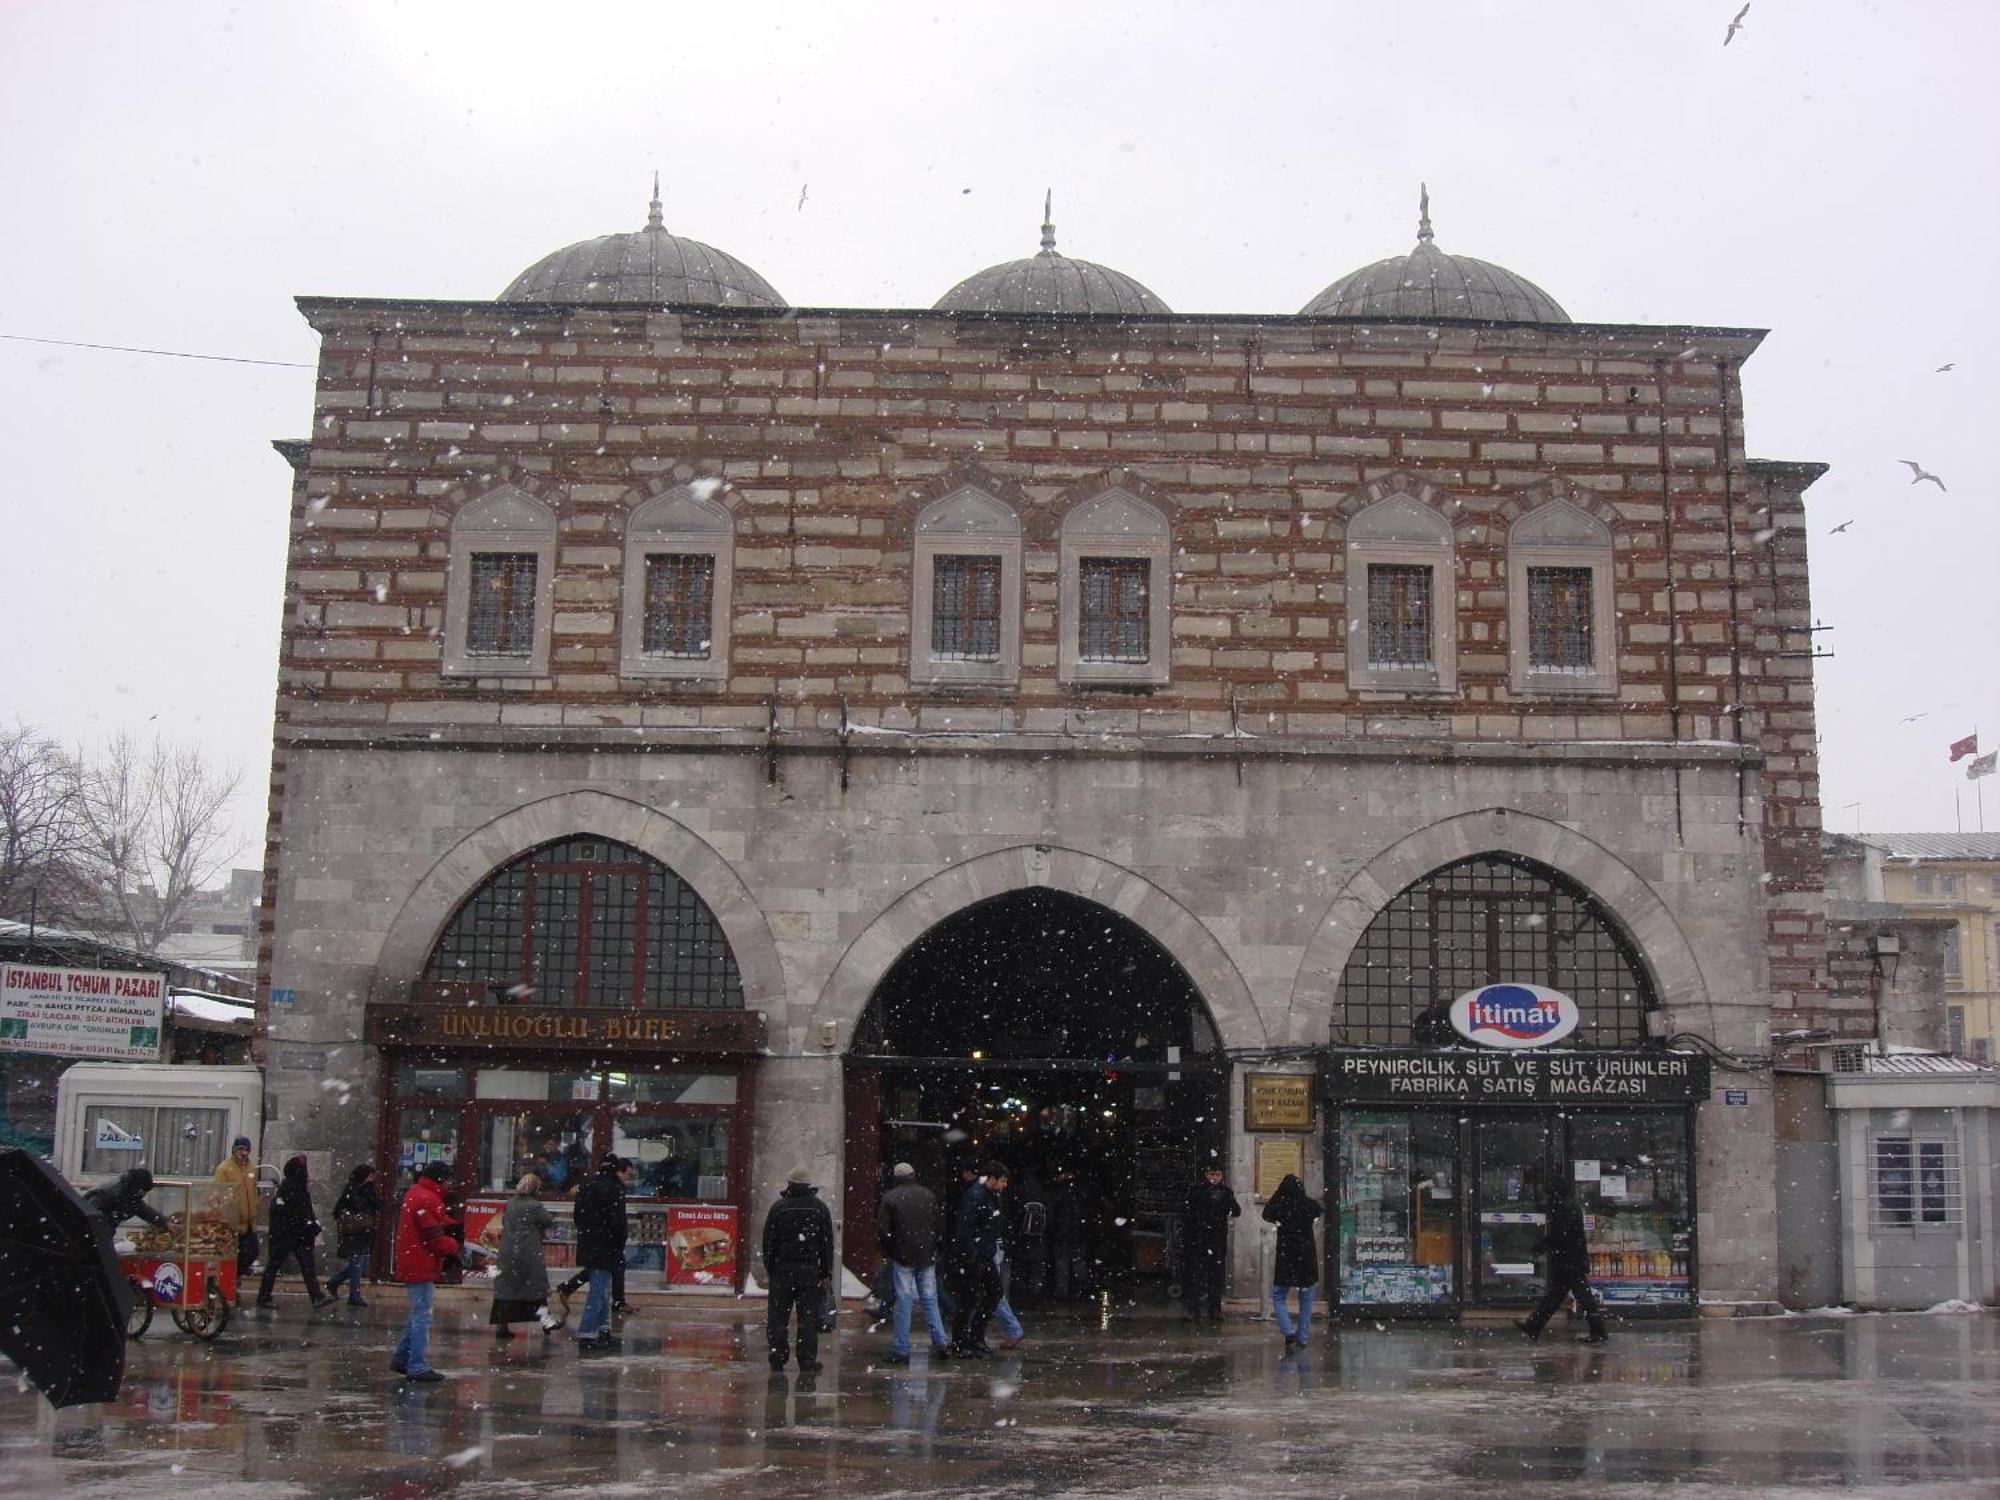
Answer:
top-left (395, 1107), bottom-right (459, 1187)
top-left (80, 1104), bottom-right (227, 1179)
top-left (392, 1063), bottom-right (465, 1099)
top-left (612, 1115), bottom-right (732, 1201)
top-left (1565, 1113), bottom-right (1695, 1305)
top-left (1336, 1111), bottom-right (1457, 1306)
top-left (481, 1112), bottom-right (592, 1195)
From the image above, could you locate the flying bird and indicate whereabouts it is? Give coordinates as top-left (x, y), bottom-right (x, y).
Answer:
top-left (1724, 2), bottom-right (1749, 44)
top-left (1935, 362), bottom-right (1955, 372)
top-left (1828, 519), bottom-right (1853, 534)
top-left (797, 184), bottom-right (808, 211)
top-left (1900, 460), bottom-right (1947, 491)
top-left (1899, 713), bottom-right (1929, 724)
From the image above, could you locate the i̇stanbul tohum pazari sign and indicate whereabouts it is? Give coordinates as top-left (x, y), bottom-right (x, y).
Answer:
top-left (1324, 1048), bottom-right (1711, 1105)
top-left (0, 964), bottom-right (164, 1060)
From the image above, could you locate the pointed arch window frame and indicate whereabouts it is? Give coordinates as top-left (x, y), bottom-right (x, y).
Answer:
top-left (909, 485), bottom-right (1024, 688)
top-left (444, 485), bottom-right (558, 678)
top-left (1507, 499), bottom-right (1618, 697)
top-left (1058, 487), bottom-right (1172, 688)
top-left (620, 485), bottom-right (736, 682)
top-left (1344, 492), bottom-right (1457, 695)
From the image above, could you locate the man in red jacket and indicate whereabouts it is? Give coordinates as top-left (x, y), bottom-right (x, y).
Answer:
top-left (391, 1160), bottom-right (460, 1382)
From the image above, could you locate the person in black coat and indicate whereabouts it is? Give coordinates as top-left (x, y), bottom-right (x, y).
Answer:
top-left (257, 1155), bottom-right (335, 1310)
top-left (1181, 1162), bottom-right (1240, 1321)
top-left (84, 1167), bottom-right (168, 1233)
top-left (761, 1167), bottom-right (834, 1372)
top-left (324, 1163), bottom-right (380, 1307)
top-left (949, 1161), bottom-right (1009, 1358)
top-left (571, 1155), bottom-right (631, 1348)
top-left (1260, 1174), bottom-right (1322, 1352)
top-left (1517, 1179), bottom-right (1608, 1343)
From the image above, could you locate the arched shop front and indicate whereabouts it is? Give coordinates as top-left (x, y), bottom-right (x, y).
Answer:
top-left (1322, 855), bottom-right (1710, 1318)
top-left (363, 836), bottom-right (764, 1289)
top-left (843, 888), bottom-right (1226, 1299)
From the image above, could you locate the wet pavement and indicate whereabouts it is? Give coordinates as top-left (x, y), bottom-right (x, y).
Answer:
top-left (5, 1294), bottom-right (1997, 1498)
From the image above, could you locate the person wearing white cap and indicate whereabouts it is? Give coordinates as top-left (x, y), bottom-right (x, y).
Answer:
top-left (877, 1162), bottom-right (950, 1365)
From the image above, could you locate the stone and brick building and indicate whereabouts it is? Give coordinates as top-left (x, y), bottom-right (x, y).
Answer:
top-left (258, 186), bottom-right (1833, 1314)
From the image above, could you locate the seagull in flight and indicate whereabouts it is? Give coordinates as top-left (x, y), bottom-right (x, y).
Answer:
top-left (1900, 460), bottom-right (1947, 491)
top-left (1724, 2), bottom-right (1749, 44)
top-left (1828, 519), bottom-right (1853, 534)
top-left (797, 184), bottom-right (808, 211)
top-left (1935, 362), bottom-right (1955, 372)
top-left (1900, 713), bottom-right (1929, 724)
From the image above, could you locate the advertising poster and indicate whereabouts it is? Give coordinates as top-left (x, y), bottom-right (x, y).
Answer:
top-left (665, 1203), bottom-right (739, 1292)
top-left (0, 964), bottom-right (164, 1060)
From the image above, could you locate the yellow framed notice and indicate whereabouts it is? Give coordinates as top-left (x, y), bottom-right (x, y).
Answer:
top-left (1244, 1072), bottom-right (1314, 1132)
top-left (1254, 1138), bottom-right (1305, 1200)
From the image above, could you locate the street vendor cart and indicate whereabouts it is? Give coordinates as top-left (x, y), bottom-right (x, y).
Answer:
top-left (119, 1178), bottom-right (236, 1340)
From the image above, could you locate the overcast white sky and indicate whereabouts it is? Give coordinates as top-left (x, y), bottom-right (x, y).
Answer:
top-left (2, 0), bottom-right (1995, 869)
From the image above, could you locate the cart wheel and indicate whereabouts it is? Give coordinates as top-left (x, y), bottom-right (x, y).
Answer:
top-left (125, 1280), bottom-right (154, 1339)
top-left (171, 1289), bottom-right (231, 1341)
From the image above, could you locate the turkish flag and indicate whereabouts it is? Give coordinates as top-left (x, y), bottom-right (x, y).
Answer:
top-left (1949, 732), bottom-right (1979, 762)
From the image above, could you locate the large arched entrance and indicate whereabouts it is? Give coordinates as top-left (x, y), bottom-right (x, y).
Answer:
top-left (844, 888), bottom-right (1226, 1301)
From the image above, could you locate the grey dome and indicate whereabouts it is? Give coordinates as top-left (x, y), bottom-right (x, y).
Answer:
top-left (1300, 188), bottom-right (1569, 324)
top-left (501, 185), bottom-right (784, 308)
top-left (936, 196), bottom-right (1170, 316)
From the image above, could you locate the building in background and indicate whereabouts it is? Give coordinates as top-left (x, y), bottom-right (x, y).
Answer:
top-left (258, 185), bottom-right (1834, 1315)
top-left (1859, 835), bottom-right (2000, 1063)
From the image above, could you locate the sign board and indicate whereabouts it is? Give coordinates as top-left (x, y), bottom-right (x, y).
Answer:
top-left (0, 965), bottom-right (164, 1061)
top-left (366, 1003), bottom-right (766, 1056)
top-left (665, 1203), bottom-right (739, 1292)
top-left (1254, 1138), bottom-right (1304, 1200)
top-left (1449, 984), bottom-right (1580, 1049)
top-left (1244, 1073), bottom-right (1315, 1132)
top-left (269, 988), bottom-right (296, 1008)
top-left (1722, 1089), bottom-right (1749, 1106)
top-left (93, 1116), bottom-right (146, 1152)
top-left (1324, 1048), bottom-right (1711, 1105)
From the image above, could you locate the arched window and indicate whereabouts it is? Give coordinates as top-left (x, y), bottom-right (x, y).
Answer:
top-left (620, 484), bottom-right (734, 681)
top-left (1508, 499), bottom-right (1616, 695)
top-left (422, 836), bottom-right (743, 1010)
top-left (1333, 856), bottom-right (1656, 1047)
top-left (909, 485), bottom-right (1022, 686)
top-left (1344, 493), bottom-right (1455, 693)
top-left (443, 485), bottom-right (557, 677)
top-left (1058, 488), bottom-right (1171, 686)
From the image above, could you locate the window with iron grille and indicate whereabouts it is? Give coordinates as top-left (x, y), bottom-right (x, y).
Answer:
top-left (1872, 1135), bottom-right (1962, 1227)
top-left (424, 836), bottom-right (743, 1010)
top-left (467, 552), bottom-right (539, 657)
top-left (1079, 557), bottom-right (1150, 663)
top-left (932, 554), bottom-right (1002, 661)
top-left (1528, 566), bottom-right (1595, 671)
top-left (1367, 564), bottom-right (1433, 668)
top-left (641, 553), bottom-right (715, 658)
top-left (1333, 855), bottom-right (1657, 1047)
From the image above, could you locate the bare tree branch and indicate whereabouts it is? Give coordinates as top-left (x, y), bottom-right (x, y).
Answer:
top-left (0, 723), bottom-right (85, 923)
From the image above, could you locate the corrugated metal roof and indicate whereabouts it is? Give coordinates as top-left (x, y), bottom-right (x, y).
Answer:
top-left (1864, 1048), bottom-right (1996, 1076)
top-left (1860, 832), bottom-right (2000, 862)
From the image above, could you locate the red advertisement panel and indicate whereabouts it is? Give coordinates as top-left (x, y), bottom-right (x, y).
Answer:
top-left (664, 1203), bottom-right (739, 1292)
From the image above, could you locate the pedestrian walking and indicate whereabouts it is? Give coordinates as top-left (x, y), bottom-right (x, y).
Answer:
top-left (571, 1154), bottom-right (630, 1350)
top-left (257, 1155), bottom-right (336, 1310)
top-left (1181, 1161), bottom-right (1240, 1322)
top-left (761, 1167), bottom-right (833, 1372)
top-left (84, 1166), bottom-right (169, 1235)
top-left (325, 1163), bottom-right (380, 1307)
top-left (212, 1135), bottom-right (261, 1291)
top-left (950, 1161), bottom-right (1009, 1358)
top-left (876, 1161), bottom-right (950, 1365)
top-left (490, 1173), bottom-right (557, 1341)
top-left (1516, 1180), bottom-right (1609, 1343)
top-left (1260, 1173), bottom-right (1322, 1352)
top-left (391, 1159), bottom-right (459, 1381)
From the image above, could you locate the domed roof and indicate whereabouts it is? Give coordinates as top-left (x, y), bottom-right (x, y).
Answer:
top-left (1300, 187), bottom-right (1569, 324)
top-left (935, 195), bottom-right (1170, 316)
top-left (500, 180), bottom-right (785, 308)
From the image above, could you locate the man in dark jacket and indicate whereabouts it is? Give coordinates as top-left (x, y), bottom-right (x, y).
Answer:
top-left (877, 1161), bottom-right (949, 1364)
top-left (762, 1166), bottom-right (834, 1372)
top-left (84, 1167), bottom-right (168, 1233)
top-left (1181, 1162), bottom-right (1240, 1321)
top-left (257, 1155), bottom-right (336, 1311)
top-left (1517, 1180), bottom-right (1608, 1343)
top-left (571, 1154), bottom-right (630, 1349)
top-left (949, 1161), bottom-right (1009, 1358)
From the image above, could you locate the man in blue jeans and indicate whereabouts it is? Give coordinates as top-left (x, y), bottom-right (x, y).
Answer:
top-left (391, 1161), bottom-right (459, 1382)
top-left (571, 1154), bottom-right (630, 1350)
top-left (876, 1162), bottom-right (950, 1364)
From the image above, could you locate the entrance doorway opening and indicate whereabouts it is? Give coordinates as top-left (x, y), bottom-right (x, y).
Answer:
top-left (846, 888), bottom-right (1224, 1302)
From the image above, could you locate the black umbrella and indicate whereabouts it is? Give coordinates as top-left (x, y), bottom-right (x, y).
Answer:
top-left (0, 1149), bottom-right (130, 1407)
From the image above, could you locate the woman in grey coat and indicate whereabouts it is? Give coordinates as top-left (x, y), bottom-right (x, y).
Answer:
top-left (489, 1173), bottom-right (556, 1340)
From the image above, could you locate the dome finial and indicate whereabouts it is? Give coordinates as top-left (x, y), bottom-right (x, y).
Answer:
top-left (1040, 189), bottom-right (1057, 255)
top-left (1417, 182), bottom-right (1434, 245)
top-left (646, 172), bottom-right (664, 231)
